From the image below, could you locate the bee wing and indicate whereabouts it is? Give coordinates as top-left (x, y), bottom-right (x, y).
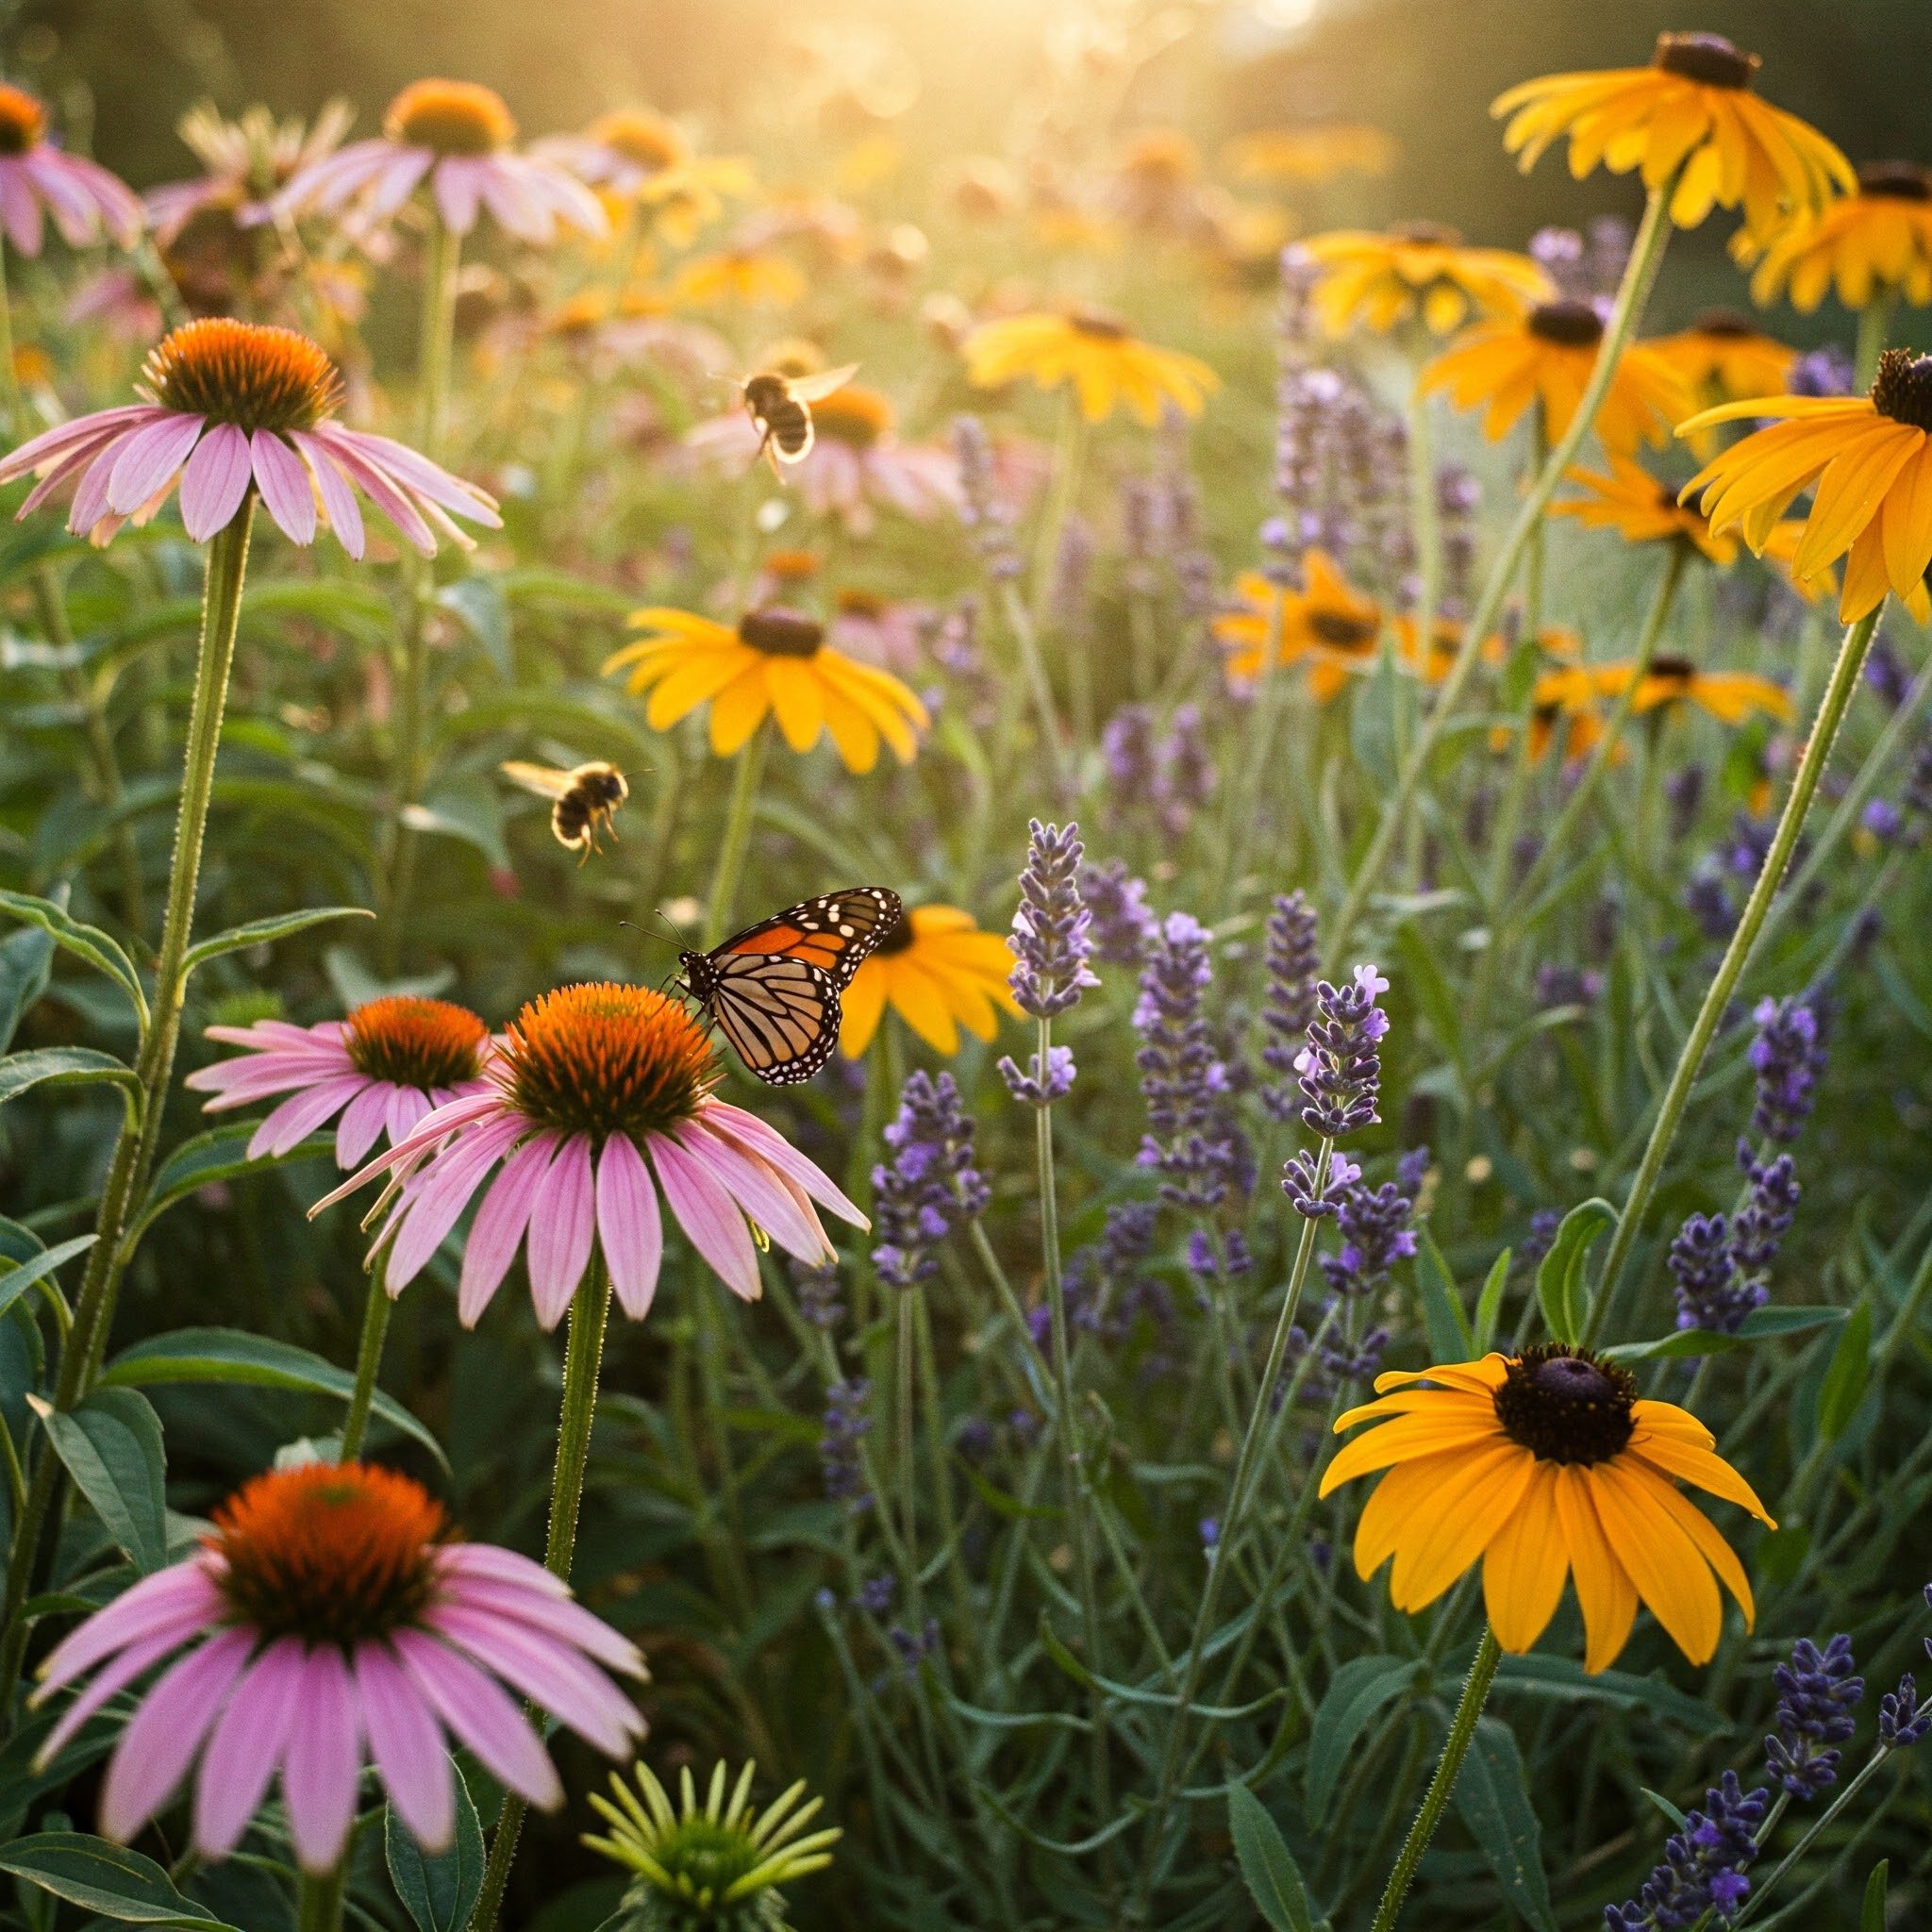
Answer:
top-left (786, 363), bottom-right (860, 403)
top-left (500, 760), bottom-right (574, 801)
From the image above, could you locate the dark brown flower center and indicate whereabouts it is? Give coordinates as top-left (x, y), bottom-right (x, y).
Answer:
top-left (1645, 655), bottom-right (1697, 688)
top-left (739, 608), bottom-right (825, 657)
top-left (385, 78), bottom-right (517, 157)
top-left (1691, 308), bottom-right (1757, 338)
top-left (139, 318), bottom-right (345, 433)
top-left (1391, 219), bottom-right (1463, 249)
top-left (1857, 160), bottom-right (1932, 203)
top-left (873, 911), bottom-right (915, 956)
top-left (345, 995), bottom-right (489, 1091)
top-left (1492, 1344), bottom-right (1636, 1466)
top-left (1871, 348), bottom-right (1932, 431)
top-left (1653, 32), bottom-right (1759, 91)
top-left (1528, 299), bottom-right (1605, 348)
top-left (0, 84), bottom-right (46, 157)
top-left (1309, 609), bottom-right (1377, 650)
top-left (1067, 308), bottom-right (1129, 341)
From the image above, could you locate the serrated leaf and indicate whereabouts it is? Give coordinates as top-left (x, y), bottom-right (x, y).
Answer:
top-left (1474, 1248), bottom-right (1511, 1355)
top-left (386, 1759), bottom-right (485, 1932)
top-left (0, 1832), bottom-right (240, 1927)
top-left (0, 1044), bottom-right (142, 1112)
top-left (1414, 1225), bottom-right (1474, 1359)
top-left (1306, 1655), bottom-right (1418, 1823)
top-left (0, 920), bottom-right (54, 1052)
top-left (0, 888), bottom-right (147, 1027)
top-left (1535, 1199), bottom-right (1615, 1346)
top-left (1227, 1784), bottom-right (1314, 1932)
top-left (0, 1234), bottom-right (96, 1324)
top-left (1816, 1298), bottom-right (1873, 1441)
top-left (30, 1388), bottom-right (167, 1574)
top-left (101, 1326), bottom-right (447, 1469)
top-left (181, 905), bottom-right (371, 974)
top-left (1452, 1716), bottom-right (1556, 1932)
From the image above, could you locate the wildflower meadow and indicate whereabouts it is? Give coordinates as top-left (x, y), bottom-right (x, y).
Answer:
top-left (3, 3), bottom-right (1932, 1927)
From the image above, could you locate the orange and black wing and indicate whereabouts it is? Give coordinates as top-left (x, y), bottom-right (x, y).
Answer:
top-left (712, 888), bottom-right (904, 994)
top-left (702, 952), bottom-right (843, 1084)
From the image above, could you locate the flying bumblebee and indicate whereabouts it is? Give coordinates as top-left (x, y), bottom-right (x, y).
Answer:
top-left (500, 760), bottom-right (628, 862)
top-left (741, 362), bottom-right (859, 475)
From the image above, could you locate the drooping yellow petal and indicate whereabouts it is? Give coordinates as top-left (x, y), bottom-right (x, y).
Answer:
top-left (882, 957), bottom-right (963, 1057)
top-left (1321, 1410), bottom-right (1504, 1492)
top-left (1482, 1462), bottom-right (1568, 1653)
top-left (708, 664), bottom-right (773, 757)
top-left (838, 959), bottom-right (889, 1058)
top-left (1552, 1465), bottom-right (1637, 1674)
top-left (1387, 1443), bottom-right (1535, 1611)
top-left (1791, 422), bottom-right (1923, 578)
top-left (1618, 1457), bottom-right (1756, 1627)
top-left (762, 656), bottom-right (827, 755)
top-left (1586, 1458), bottom-right (1723, 1665)
top-left (1627, 1428), bottom-right (1774, 1522)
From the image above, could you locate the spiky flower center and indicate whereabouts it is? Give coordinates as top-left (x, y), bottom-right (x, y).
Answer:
top-left (648, 1816), bottom-right (765, 1907)
top-left (591, 108), bottom-right (685, 174)
top-left (385, 78), bottom-right (517, 157)
top-left (505, 981), bottom-right (718, 1145)
top-left (1493, 1344), bottom-right (1636, 1466)
top-left (210, 1462), bottom-right (446, 1647)
top-left (139, 319), bottom-right (344, 433)
top-left (1858, 160), bottom-right (1932, 203)
top-left (345, 995), bottom-right (489, 1091)
top-left (739, 608), bottom-right (824, 658)
top-left (1391, 219), bottom-right (1462, 249)
top-left (1691, 307), bottom-right (1757, 338)
top-left (1309, 608), bottom-right (1377, 650)
top-left (1653, 31), bottom-right (1759, 91)
top-left (1871, 348), bottom-right (1932, 431)
top-left (1527, 299), bottom-right (1604, 348)
top-left (1067, 307), bottom-right (1130, 342)
top-left (809, 384), bottom-right (892, 448)
top-left (0, 84), bottom-right (46, 157)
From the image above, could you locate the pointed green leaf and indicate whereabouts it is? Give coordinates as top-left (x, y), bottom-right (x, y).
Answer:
top-left (0, 1234), bottom-right (96, 1324)
top-left (386, 1759), bottom-right (485, 1932)
top-left (1452, 1716), bottom-right (1556, 1932)
top-left (1415, 1225), bottom-right (1474, 1358)
top-left (0, 1831), bottom-right (240, 1927)
top-left (0, 1043), bottom-right (142, 1112)
top-left (0, 921), bottom-right (54, 1051)
top-left (1600, 1305), bottom-right (1847, 1365)
top-left (1535, 1199), bottom-right (1615, 1345)
top-left (125, 1124), bottom-right (334, 1253)
top-left (1861, 1859), bottom-right (1889, 1932)
top-left (1306, 1655), bottom-right (1418, 1823)
top-left (181, 905), bottom-right (371, 974)
top-left (1474, 1248), bottom-right (1512, 1355)
top-left (1816, 1299), bottom-right (1873, 1441)
top-left (0, 888), bottom-right (147, 1028)
top-left (1227, 1784), bottom-right (1314, 1932)
top-left (30, 1388), bottom-right (167, 1574)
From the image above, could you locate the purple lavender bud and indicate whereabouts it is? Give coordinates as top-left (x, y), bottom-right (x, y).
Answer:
top-left (954, 413), bottom-right (1022, 579)
top-left (1296, 965), bottom-right (1390, 1138)
top-left (1748, 995), bottom-right (1827, 1144)
top-left (1436, 462), bottom-right (1479, 617)
top-left (1156, 704), bottom-right (1215, 836)
top-left (792, 1258), bottom-right (844, 1328)
top-left (1863, 796), bottom-right (1904, 843)
top-left (1282, 1148), bottom-right (1360, 1219)
top-left (1008, 819), bottom-right (1099, 1019)
top-left (820, 1377), bottom-right (874, 1511)
top-left (1320, 1179), bottom-right (1417, 1299)
top-left (1664, 765), bottom-right (1706, 841)
top-left (999, 1043), bottom-right (1076, 1106)
top-left (1879, 1674), bottom-right (1927, 1747)
top-left (1051, 512), bottom-right (1095, 630)
top-left (1605, 1770), bottom-right (1768, 1930)
top-left (1261, 891), bottom-right (1322, 1121)
top-left (1134, 911), bottom-right (1239, 1208)
top-left (1731, 1147), bottom-right (1799, 1274)
top-left (872, 1071), bottom-right (990, 1287)
top-left (1536, 963), bottom-right (1605, 1010)
top-left (1668, 1210), bottom-right (1765, 1335)
top-left (1080, 858), bottom-right (1158, 965)
top-left (1521, 1208), bottom-right (1560, 1270)
top-left (857, 1574), bottom-right (896, 1616)
top-left (1395, 1145), bottom-right (1431, 1197)
top-left (1788, 343), bottom-right (1856, 397)
top-left (1198, 1517), bottom-right (1220, 1551)
top-left (1766, 1633), bottom-right (1863, 1800)
top-left (1865, 634), bottom-right (1911, 708)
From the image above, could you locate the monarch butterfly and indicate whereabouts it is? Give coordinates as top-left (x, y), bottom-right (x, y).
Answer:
top-left (678, 888), bottom-right (903, 1084)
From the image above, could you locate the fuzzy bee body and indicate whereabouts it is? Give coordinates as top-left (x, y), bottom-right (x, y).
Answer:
top-left (501, 759), bottom-right (629, 862)
top-left (740, 362), bottom-right (859, 475)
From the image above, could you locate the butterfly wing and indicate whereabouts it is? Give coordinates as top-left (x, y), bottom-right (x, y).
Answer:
top-left (501, 760), bottom-right (574, 801)
top-left (713, 888), bottom-right (904, 993)
top-left (703, 952), bottom-right (842, 1084)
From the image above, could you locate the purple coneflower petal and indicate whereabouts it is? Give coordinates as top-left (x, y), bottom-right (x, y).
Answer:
top-left (205, 1018), bottom-right (343, 1052)
top-left (98, 1626), bottom-right (254, 1843)
top-left (391, 1630), bottom-right (562, 1810)
top-left (68, 436), bottom-right (134, 541)
top-left (441, 1570), bottom-right (643, 1676)
top-left (177, 422), bottom-right (253, 543)
top-left (437, 1541), bottom-right (572, 1595)
top-left (337, 430), bottom-right (501, 525)
top-left (674, 1118), bottom-right (829, 1264)
top-left (648, 1130), bottom-right (761, 1301)
top-left (357, 1642), bottom-right (454, 1853)
top-left (595, 1133), bottom-right (663, 1319)
top-left (0, 403), bottom-right (158, 487)
top-left (386, 1082), bottom-right (433, 1147)
top-left (35, 1560), bottom-right (223, 1695)
top-left (251, 429), bottom-right (317, 545)
top-left (386, 1114), bottom-right (525, 1289)
top-left (0, 163), bottom-right (43, 255)
top-left (425, 1605), bottom-right (639, 1756)
top-left (291, 431), bottom-right (365, 558)
top-left (105, 412), bottom-right (206, 516)
top-left (280, 1644), bottom-right (361, 1874)
top-left (703, 1101), bottom-right (868, 1227)
top-left (19, 434), bottom-right (121, 519)
top-left (335, 1080), bottom-right (393, 1168)
top-left (192, 1636), bottom-right (304, 1858)
top-left (432, 157), bottom-right (485, 235)
top-left (308, 423), bottom-right (436, 555)
top-left (475, 163), bottom-right (547, 242)
top-left (527, 1134), bottom-right (596, 1328)
top-left (311, 1091), bottom-right (507, 1213)
top-left (249, 1074), bottom-right (369, 1161)
top-left (458, 1133), bottom-right (556, 1326)
top-left (36, 1627), bottom-right (188, 1765)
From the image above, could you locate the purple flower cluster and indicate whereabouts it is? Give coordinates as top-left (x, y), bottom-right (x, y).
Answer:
top-left (792, 1259), bottom-right (844, 1329)
top-left (1102, 703), bottom-right (1217, 841)
top-left (953, 413), bottom-right (1021, 580)
top-left (1282, 1148), bottom-right (1359, 1220)
top-left (1668, 1147), bottom-right (1801, 1334)
top-left (1319, 1175), bottom-right (1419, 1300)
top-left (1436, 463), bottom-right (1480, 619)
top-left (1050, 511), bottom-right (1095, 632)
top-left (872, 1070), bottom-right (990, 1289)
top-left (1748, 995), bottom-right (1828, 1144)
top-left (1006, 819), bottom-right (1098, 1020)
top-left (1079, 858), bottom-right (1158, 965)
top-left (1788, 342), bottom-right (1856, 396)
top-left (1865, 635), bottom-right (1911, 708)
top-left (1765, 1633), bottom-right (1863, 1800)
top-left (1878, 1674), bottom-right (1927, 1748)
top-left (1260, 891), bottom-right (1321, 1122)
top-left (1045, 1202), bottom-right (1180, 1377)
top-left (1905, 737), bottom-right (1932, 822)
top-left (1295, 966), bottom-right (1390, 1138)
top-left (820, 1377), bottom-right (874, 1512)
top-left (1605, 1771), bottom-right (1768, 1929)
top-left (1134, 911), bottom-right (1240, 1208)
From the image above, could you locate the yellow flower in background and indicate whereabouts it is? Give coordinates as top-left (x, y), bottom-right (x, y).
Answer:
top-left (1550, 456), bottom-right (1739, 564)
top-left (1224, 123), bottom-right (1398, 185)
top-left (1421, 300), bottom-right (1693, 453)
top-left (1394, 614), bottom-right (1508, 684)
top-left (1759, 519), bottom-right (1839, 607)
top-left (1649, 309), bottom-right (1797, 404)
top-left (604, 607), bottom-right (927, 774)
top-left (1214, 552), bottom-right (1382, 702)
top-left (1301, 223), bottom-right (1552, 337)
top-left (1598, 658), bottom-right (1794, 726)
top-left (963, 308), bottom-right (1218, 425)
top-left (1322, 1347), bottom-right (1773, 1672)
top-left (671, 248), bottom-right (805, 308)
top-left (1740, 161), bottom-right (1932, 311)
top-left (1678, 348), bottom-right (1932, 623)
top-left (1493, 31), bottom-right (1853, 242)
top-left (839, 906), bottom-right (1022, 1058)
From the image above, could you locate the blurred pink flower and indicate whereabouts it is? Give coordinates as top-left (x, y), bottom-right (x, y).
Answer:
top-left (147, 98), bottom-right (356, 247)
top-left (32, 1460), bottom-right (644, 1873)
top-left (0, 82), bottom-right (142, 257)
top-left (829, 587), bottom-right (930, 675)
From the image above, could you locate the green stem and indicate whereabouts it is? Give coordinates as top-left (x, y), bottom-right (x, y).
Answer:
top-left (702, 721), bottom-right (770, 949)
top-left (896, 1286), bottom-right (920, 1615)
top-left (1325, 178), bottom-right (1678, 969)
top-left (337, 1250), bottom-right (392, 1462)
top-left (470, 1255), bottom-right (612, 1931)
top-left (999, 581), bottom-right (1067, 792)
top-left (0, 505), bottom-right (256, 1714)
top-left (295, 1861), bottom-right (346, 1932)
top-left (1404, 375), bottom-right (1439, 767)
top-left (1580, 608), bottom-right (1880, 1349)
top-left (1368, 1628), bottom-right (1502, 1932)
top-left (1854, 291), bottom-right (1896, 391)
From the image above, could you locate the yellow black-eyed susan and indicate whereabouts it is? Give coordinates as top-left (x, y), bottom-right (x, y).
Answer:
top-left (962, 308), bottom-right (1218, 424)
top-left (1650, 308), bottom-right (1798, 403)
top-left (1301, 222), bottom-right (1551, 337)
top-left (1741, 161), bottom-right (1932, 312)
top-left (1550, 455), bottom-right (1739, 563)
top-left (839, 905), bottom-right (1023, 1058)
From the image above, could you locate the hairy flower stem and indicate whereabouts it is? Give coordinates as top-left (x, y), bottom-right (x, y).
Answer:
top-left (1033, 1016), bottom-right (1110, 1815)
top-left (1368, 1627), bottom-right (1502, 1932)
top-left (0, 505), bottom-right (257, 1716)
top-left (702, 718), bottom-right (771, 948)
top-left (471, 1256), bottom-right (613, 1931)
top-left (1581, 608), bottom-right (1880, 1350)
top-left (1854, 290), bottom-right (1896, 391)
top-left (1325, 177), bottom-right (1678, 969)
top-left (1125, 1139), bottom-right (1332, 1921)
top-left (295, 1861), bottom-right (346, 1932)
top-left (336, 1251), bottom-right (393, 1461)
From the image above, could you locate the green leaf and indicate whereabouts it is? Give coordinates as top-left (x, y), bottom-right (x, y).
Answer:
top-left (1494, 1654), bottom-right (1728, 1734)
top-left (101, 1326), bottom-right (448, 1470)
top-left (1227, 1785), bottom-right (1314, 1932)
top-left (1350, 643), bottom-right (1400, 792)
top-left (30, 1388), bottom-right (168, 1574)
top-left (1640, 1788), bottom-right (1688, 1830)
top-left (0, 920), bottom-right (54, 1051)
top-left (439, 575), bottom-right (511, 678)
top-left (181, 905), bottom-right (371, 974)
top-left (0, 1044), bottom-right (142, 1112)
top-left (1414, 1225), bottom-right (1474, 1359)
top-left (1474, 1248), bottom-right (1511, 1355)
top-left (1394, 921), bottom-right (1463, 1074)
top-left (126, 1124), bottom-right (334, 1254)
top-left (1535, 1199), bottom-right (1615, 1346)
top-left (1861, 1859), bottom-right (1889, 1932)
top-left (1305, 1655), bottom-right (1418, 1823)
top-left (0, 889), bottom-right (147, 1028)
top-left (1600, 1305), bottom-right (1847, 1365)
top-left (386, 1759), bottom-right (485, 1932)
top-left (0, 1234), bottom-right (96, 1324)
top-left (1816, 1298), bottom-right (1873, 1442)
top-left (1452, 1716), bottom-right (1556, 1932)
top-left (402, 777), bottom-right (508, 871)
top-left (0, 1832), bottom-right (240, 1927)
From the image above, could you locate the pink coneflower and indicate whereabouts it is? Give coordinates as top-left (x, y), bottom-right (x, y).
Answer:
top-left (147, 99), bottom-right (356, 249)
top-left (0, 317), bottom-right (500, 552)
top-left (186, 995), bottom-right (494, 1166)
top-left (312, 982), bottom-right (866, 1327)
top-left (32, 1460), bottom-right (644, 1872)
top-left (0, 82), bottom-right (142, 257)
top-left (829, 586), bottom-right (929, 676)
top-left (271, 79), bottom-right (606, 245)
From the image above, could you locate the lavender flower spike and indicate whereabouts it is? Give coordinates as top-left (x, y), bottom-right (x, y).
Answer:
top-left (998, 1044), bottom-right (1076, 1108)
top-left (1296, 965), bottom-right (1391, 1138)
top-left (1260, 891), bottom-right (1321, 1122)
top-left (872, 1070), bottom-right (991, 1289)
top-left (1748, 995), bottom-right (1827, 1145)
top-left (1766, 1633), bottom-right (1863, 1800)
top-left (1008, 820), bottom-right (1099, 1020)
top-left (1283, 1150), bottom-right (1359, 1220)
